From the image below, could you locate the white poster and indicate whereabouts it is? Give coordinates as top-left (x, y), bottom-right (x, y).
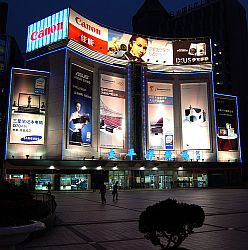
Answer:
top-left (148, 82), bottom-right (174, 150)
top-left (100, 74), bottom-right (125, 148)
top-left (181, 83), bottom-right (210, 150)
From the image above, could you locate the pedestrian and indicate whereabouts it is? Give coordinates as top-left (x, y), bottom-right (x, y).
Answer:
top-left (47, 182), bottom-right (51, 195)
top-left (112, 181), bottom-right (119, 201)
top-left (99, 182), bottom-right (106, 204)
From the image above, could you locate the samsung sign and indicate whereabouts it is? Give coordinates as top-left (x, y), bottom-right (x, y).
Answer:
top-left (26, 8), bottom-right (69, 52)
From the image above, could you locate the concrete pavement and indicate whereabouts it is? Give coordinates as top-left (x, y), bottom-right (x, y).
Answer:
top-left (17, 189), bottom-right (248, 249)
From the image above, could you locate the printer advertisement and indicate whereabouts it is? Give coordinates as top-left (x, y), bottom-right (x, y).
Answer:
top-left (68, 64), bottom-right (92, 146)
top-left (148, 82), bottom-right (174, 150)
top-left (100, 74), bottom-right (125, 148)
top-left (181, 82), bottom-right (210, 150)
top-left (9, 72), bottom-right (47, 144)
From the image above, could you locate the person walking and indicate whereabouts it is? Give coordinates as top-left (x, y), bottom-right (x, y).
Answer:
top-left (47, 182), bottom-right (51, 195)
top-left (112, 181), bottom-right (119, 201)
top-left (99, 183), bottom-right (107, 204)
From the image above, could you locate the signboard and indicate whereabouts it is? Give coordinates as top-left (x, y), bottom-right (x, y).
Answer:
top-left (26, 8), bottom-right (211, 67)
top-left (68, 64), bottom-right (92, 146)
top-left (181, 82), bottom-right (210, 150)
top-left (26, 8), bottom-right (69, 52)
top-left (9, 72), bottom-right (47, 144)
top-left (148, 82), bottom-right (174, 150)
top-left (100, 74), bottom-right (125, 148)
top-left (215, 95), bottom-right (239, 151)
top-left (173, 39), bottom-right (211, 65)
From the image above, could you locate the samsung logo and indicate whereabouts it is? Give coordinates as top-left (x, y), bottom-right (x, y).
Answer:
top-left (21, 135), bottom-right (42, 142)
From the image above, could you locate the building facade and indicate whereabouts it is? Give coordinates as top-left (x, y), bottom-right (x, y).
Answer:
top-left (4, 8), bottom-right (243, 191)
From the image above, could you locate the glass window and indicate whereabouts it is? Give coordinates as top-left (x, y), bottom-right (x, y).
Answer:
top-left (35, 174), bottom-right (54, 191)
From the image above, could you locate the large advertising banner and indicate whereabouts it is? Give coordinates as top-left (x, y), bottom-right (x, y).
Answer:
top-left (148, 82), bottom-right (174, 150)
top-left (100, 74), bottom-right (125, 148)
top-left (68, 64), bottom-right (92, 146)
top-left (9, 72), bottom-right (47, 144)
top-left (215, 95), bottom-right (239, 151)
top-left (173, 39), bottom-right (211, 65)
top-left (181, 83), bottom-right (210, 150)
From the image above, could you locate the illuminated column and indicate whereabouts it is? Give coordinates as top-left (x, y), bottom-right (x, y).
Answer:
top-left (127, 62), bottom-right (147, 160)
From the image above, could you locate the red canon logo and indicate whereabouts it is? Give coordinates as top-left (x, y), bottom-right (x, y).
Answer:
top-left (30, 22), bottom-right (64, 41)
top-left (75, 17), bottom-right (101, 36)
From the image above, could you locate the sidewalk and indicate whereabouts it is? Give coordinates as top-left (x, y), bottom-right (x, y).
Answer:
top-left (17, 189), bottom-right (248, 249)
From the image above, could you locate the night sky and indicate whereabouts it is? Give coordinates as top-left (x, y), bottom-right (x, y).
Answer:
top-left (5, 0), bottom-right (248, 53)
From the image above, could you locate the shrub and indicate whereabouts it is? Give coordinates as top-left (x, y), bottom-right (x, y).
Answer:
top-left (139, 198), bottom-right (205, 249)
top-left (0, 181), bottom-right (51, 227)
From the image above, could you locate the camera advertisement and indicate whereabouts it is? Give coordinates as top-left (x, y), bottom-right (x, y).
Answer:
top-left (9, 72), bottom-right (47, 144)
top-left (100, 74), bottom-right (125, 148)
top-left (173, 39), bottom-right (211, 65)
top-left (68, 64), bottom-right (92, 146)
top-left (181, 82), bottom-right (210, 150)
top-left (148, 82), bottom-right (174, 150)
top-left (215, 95), bottom-right (239, 151)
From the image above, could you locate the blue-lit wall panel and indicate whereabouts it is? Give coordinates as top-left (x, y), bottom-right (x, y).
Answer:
top-left (26, 9), bottom-right (69, 52)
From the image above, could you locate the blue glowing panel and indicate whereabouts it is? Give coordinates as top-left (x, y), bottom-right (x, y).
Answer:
top-left (26, 9), bottom-right (69, 52)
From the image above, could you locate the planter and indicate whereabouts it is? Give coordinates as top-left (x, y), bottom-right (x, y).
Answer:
top-left (0, 221), bottom-right (45, 250)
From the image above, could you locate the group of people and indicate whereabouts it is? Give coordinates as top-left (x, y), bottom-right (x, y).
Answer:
top-left (99, 181), bottom-right (119, 204)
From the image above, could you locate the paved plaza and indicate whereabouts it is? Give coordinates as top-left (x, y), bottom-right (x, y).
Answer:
top-left (17, 189), bottom-right (248, 250)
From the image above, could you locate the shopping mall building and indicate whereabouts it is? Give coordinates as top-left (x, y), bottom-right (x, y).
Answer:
top-left (4, 8), bottom-right (242, 191)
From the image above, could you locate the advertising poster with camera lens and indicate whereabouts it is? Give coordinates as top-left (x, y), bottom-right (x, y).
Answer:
top-left (181, 82), bottom-right (210, 150)
top-left (100, 74), bottom-right (125, 149)
top-left (9, 72), bottom-right (47, 144)
top-left (215, 95), bottom-right (239, 151)
top-left (68, 64), bottom-right (92, 146)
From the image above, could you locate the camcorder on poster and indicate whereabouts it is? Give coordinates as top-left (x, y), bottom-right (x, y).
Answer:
top-left (181, 82), bottom-right (210, 150)
top-left (215, 95), bottom-right (239, 151)
top-left (68, 64), bottom-right (92, 146)
top-left (9, 72), bottom-right (47, 144)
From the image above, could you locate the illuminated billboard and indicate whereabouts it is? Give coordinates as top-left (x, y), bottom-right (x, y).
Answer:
top-left (26, 8), bottom-right (69, 52)
top-left (100, 74), bottom-right (125, 148)
top-left (26, 9), bottom-right (211, 67)
top-left (148, 82), bottom-right (174, 150)
top-left (9, 72), bottom-right (47, 144)
top-left (215, 95), bottom-right (239, 151)
top-left (180, 83), bottom-right (210, 150)
top-left (68, 64), bottom-right (92, 147)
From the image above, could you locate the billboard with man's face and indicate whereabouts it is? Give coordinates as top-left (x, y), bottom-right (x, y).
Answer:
top-left (26, 9), bottom-right (211, 67)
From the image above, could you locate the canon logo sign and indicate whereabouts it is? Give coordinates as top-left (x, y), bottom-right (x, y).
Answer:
top-left (75, 17), bottom-right (101, 36)
top-left (30, 22), bottom-right (64, 41)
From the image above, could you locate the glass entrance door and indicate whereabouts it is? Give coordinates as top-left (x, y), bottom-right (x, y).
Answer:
top-left (158, 175), bottom-right (172, 189)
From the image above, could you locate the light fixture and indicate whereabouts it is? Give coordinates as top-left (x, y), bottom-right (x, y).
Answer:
top-left (26, 155), bottom-right (29, 159)
top-left (178, 166), bottom-right (183, 171)
top-left (112, 166), bottom-right (118, 170)
top-left (152, 167), bottom-right (158, 170)
top-left (81, 166), bottom-right (87, 170)
top-left (96, 166), bottom-right (102, 170)
top-left (140, 166), bottom-right (145, 170)
top-left (49, 165), bottom-right (55, 169)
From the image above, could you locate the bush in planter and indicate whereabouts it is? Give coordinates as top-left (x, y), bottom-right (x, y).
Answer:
top-left (139, 198), bottom-right (205, 249)
top-left (0, 181), bottom-right (51, 227)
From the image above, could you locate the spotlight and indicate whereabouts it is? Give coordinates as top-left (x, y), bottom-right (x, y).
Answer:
top-left (112, 165), bottom-right (118, 170)
top-left (26, 155), bottom-right (29, 159)
top-left (49, 165), bottom-right (55, 169)
top-left (96, 166), bottom-right (102, 170)
top-left (81, 166), bottom-right (87, 170)
top-left (140, 166), bottom-right (145, 170)
top-left (178, 166), bottom-right (183, 171)
top-left (152, 167), bottom-right (158, 170)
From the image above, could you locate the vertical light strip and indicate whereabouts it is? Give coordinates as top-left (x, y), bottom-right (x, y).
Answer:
top-left (62, 48), bottom-right (68, 160)
top-left (5, 68), bottom-right (14, 160)
top-left (127, 63), bottom-right (131, 149)
top-left (142, 66), bottom-right (146, 156)
top-left (235, 96), bottom-right (242, 162)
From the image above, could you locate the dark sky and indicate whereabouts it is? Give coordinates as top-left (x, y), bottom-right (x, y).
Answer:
top-left (5, 0), bottom-right (248, 53)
